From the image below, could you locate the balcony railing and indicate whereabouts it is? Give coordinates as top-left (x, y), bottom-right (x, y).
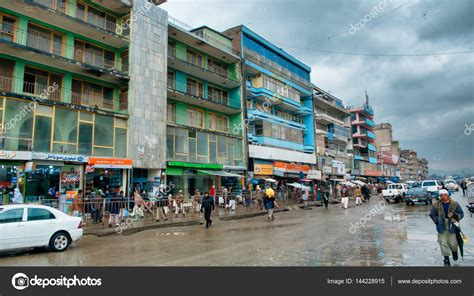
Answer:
top-left (28, 0), bottom-right (127, 38)
top-left (315, 111), bottom-right (344, 125)
top-left (0, 74), bottom-right (13, 92)
top-left (23, 81), bottom-right (62, 101)
top-left (0, 26), bottom-right (128, 73)
top-left (119, 92), bottom-right (128, 111)
top-left (71, 92), bottom-right (114, 110)
top-left (168, 82), bottom-right (231, 107)
top-left (244, 49), bottom-right (311, 89)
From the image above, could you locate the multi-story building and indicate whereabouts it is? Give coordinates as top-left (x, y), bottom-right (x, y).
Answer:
top-left (374, 123), bottom-right (400, 182)
top-left (419, 158), bottom-right (429, 180)
top-left (312, 85), bottom-right (351, 180)
top-left (348, 96), bottom-right (380, 178)
top-left (223, 26), bottom-right (316, 184)
top-left (0, 0), bottom-right (169, 203)
top-left (164, 21), bottom-right (245, 196)
top-left (400, 149), bottom-right (420, 180)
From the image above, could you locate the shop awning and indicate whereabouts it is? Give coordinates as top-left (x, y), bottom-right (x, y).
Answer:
top-left (352, 180), bottom-right (367, 186)
top-left (264, 178), bottom-right (277, 183)
top-left (197, 170), bottom-right (243, 178)
top-left (287, 182), bottom-right (310, 190)
top-left (166, 167), bottom-right (184, 176)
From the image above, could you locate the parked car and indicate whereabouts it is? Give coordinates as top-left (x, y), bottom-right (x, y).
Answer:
top-left (382, 183), bottom-right (408, 203)
top-left (444, 180), bottom-right (459, 191)
top-left (0, 205), bottom-right (83, 253)
top-left (421, 180), bottom-right (442, 198)
top-left (404, 187), bottom-right (432, 206)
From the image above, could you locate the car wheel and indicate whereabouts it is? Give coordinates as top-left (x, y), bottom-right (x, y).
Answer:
top-left (49, 232), bottom-right (71, 252)
top-left (405, 201), bottom-right (410, 206)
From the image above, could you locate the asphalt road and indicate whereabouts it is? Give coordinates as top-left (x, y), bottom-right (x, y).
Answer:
top-left (1, 191), bottom-right (473, 266)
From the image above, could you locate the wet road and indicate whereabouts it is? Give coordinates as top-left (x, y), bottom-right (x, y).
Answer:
top-left (1, 192), bottom-right (473, 266)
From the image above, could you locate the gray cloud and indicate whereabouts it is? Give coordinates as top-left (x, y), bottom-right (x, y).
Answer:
top-left (162, 0), bottom-right (474, 171)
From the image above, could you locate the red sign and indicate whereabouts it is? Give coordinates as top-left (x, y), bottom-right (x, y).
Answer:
top-left (364, 170), bottom-right (383, 177)
top-left (85, 164), bottom-right (95, 173)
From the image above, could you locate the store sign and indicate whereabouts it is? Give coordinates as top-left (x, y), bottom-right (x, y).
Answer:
top-left (364, 169), bottom-right (383, 177)
top-left (286, 164), bottom-right (310, 174)
top-left (85, 164), bottom-right (95, 173)
top-left (0, 150), bottom-right (32, 160)
top-left (273, 162), bottom-right (287, 176)
top-left (89, 157), bottom-right (133, 169)
top-left (32, 152), bottom-right (88, 163)
top-left (331, 160), bottom-right (345, 175)
top-left (61, 172), bottom-right (80, 183)
top-left (254, 164), bottom-right (273, 175)
top-left (66, 191), bottom-right (78, 200)
top-left (322, 166), bottom-right (332, 174)
top-left (25, 162), bottom-right (35, 173)
top-left (307, 170), bottom-right (322, 180)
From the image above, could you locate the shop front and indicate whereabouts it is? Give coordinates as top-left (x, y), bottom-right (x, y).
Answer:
top-left (165, 162), bottom-right (243, 197)
top-left (86, 157), bottom-right (132, 197)
top-left (28, 152), bottom-right (88, 203)
top-left (0, 150), bottom-right (32, 205)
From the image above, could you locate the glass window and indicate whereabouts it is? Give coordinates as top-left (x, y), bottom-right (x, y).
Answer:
top-left (197, 132), bottom-right (208, 156)
top-left (186, 78), bottom-right (204, 97)
top-left (217, 135), bottom-right (226, 158)
top-left (0, 208), bottom-right (24, 223)
top-left (78, 123), bottom-right (93, 155)
top-left (188, 138), bottom-right (196, 162)
top-left (53, 108), bottom-right (77, 143)
top-left (34, 116), bottom-right (52, 152)
top-left (94, 147), bottom-right (113, 157)
top-left (187, 108), bottom-right (203, 128)
top-left (167, 103), bottom-right (175, 123)
top-left (114, 127), bottom-right (127, 158)
top-left (167, 71), bottom-right (175, 89)
top-left (234, 139), bottom-right (243, 160)
top-left (209, 141), bottom-right (216, 163)
top-left (52, 143), bottom-right (77, 154)
top-left (27, 208), bottom-right (55, 221)
top-left (167, 129), bottom-right (174, 159)
top-left (2, 99), bottom-right (34, 151)
top-left (176, 128), bottom-right (188, 154)
top-left (94, 114), bottom-right (113, 147)
top-left (186, 50), bottom-right (203, 67)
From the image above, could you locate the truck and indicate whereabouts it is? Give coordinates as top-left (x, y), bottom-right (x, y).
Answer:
top-left (382, 183), bottom-right (408, 203)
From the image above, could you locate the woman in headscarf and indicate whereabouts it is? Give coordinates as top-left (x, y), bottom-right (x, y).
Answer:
top-left (12, 188), bottom-right (24, 204)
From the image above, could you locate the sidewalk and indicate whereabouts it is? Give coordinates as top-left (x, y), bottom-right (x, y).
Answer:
top-left (84, 204), bottom-right (301, 237)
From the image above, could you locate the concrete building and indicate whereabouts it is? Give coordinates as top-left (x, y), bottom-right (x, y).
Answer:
top-left (223, 26), bottom-right (316, 185)
top-left (312, 85), bottom-right (351, 180)
top-left (348, 95), bottom-right (380, 178)
top-left (374, 123), bottom-right (400, 181)
top-left (164, 20), bottom-right (245, 196)
top-left (0, 0), bottom-right (173, 204)
top-left (400, 149), bottom-right (429, 181)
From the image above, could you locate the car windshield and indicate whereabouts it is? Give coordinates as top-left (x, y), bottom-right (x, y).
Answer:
top-left (423, 181), bottom-right (436, 186)
top-left (445, 180), bottom-right (455, 184)
top-left (408, 188), bottom-right (425, 194)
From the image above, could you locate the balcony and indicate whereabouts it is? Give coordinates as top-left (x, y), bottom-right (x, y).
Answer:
top-left (368, 143), bottom-right (377, 152)
top-left (0, 74), bottom-right (13, 92)
top-left (167, 83), bottom-right (241, 114)
top-left (167, 48), bottom-right (240, 89)
top-left (71, 92), bottom-right (114, 111)
top-left (0, 26), bottom-right (128, 82)
top-left (367, 130), bottom-right (376, 139)
top-left (23, 81), bottom-right (62, 101)
top-left (243, 49), bottom-right (311, 90)
top-left (315, 111), bottom-right (344, 126)
top-left (2, 0), bottom-right (129, 48)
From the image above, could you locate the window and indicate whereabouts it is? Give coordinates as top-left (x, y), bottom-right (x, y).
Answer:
top-left (120, 50), bottom-right (129, 72)
top-left (23, 67), bottom-right (62, 101)
top-left (186, 49), bottom-right (203, 67)
top-left (26, 24), bottom-right (63, 55)
top-left (167, 103), bottom-right (175, 123)
top-left (187, 78), bottom-right (204, 97)
top-left (261, 74), bottom-right (300, 103)
top-left (114, 127), bottom-right (127, 158)
top-left (187, 108), bottom-right (204, 128)
top-left (276, 110), bottom-right (293, 121)
top-left (72, 79), bottom-right (115, 110)
top-left (27, 208), bottom-right (55, 221)
top-left (74, 40), bottom-right (115, 69)
top-left (94, 114), bottom-right (114, 147)
top-left (168, 41), bottom-right (176, 57)
top-left (2, 99), bottom-right (34, 151)
top-left (34, 116), bottom-right (52, 152)
top-left (167, 71), bottom-right (175, 89)
top-left (208, 86), bottom-right (228, 105)
top-left (0, 15), bottom-right (16, 42)
top-left (76, 4), bottom-right (117, 32)
top-left (209, 113), bottom-right (229, 133)
top-left (0, 208), bottom-right (24, 224)
top-left (208, 59), bottom-right (227, 77)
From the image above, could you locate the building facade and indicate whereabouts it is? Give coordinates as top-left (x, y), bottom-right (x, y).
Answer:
top-left (400, 149), bottom-right (429, 181)
top-left (312, 85), bottom-right (351, 180)
top-left (164, 21), bottom-right (245, 196)
top-left (349, 99), bottom-right (380, 178)
top-left (223, 25), bottom-right (316, 185)
top-left (0, 0), bottom-right (169, 204)
top-left (374, 123), bottom-right (400, 182)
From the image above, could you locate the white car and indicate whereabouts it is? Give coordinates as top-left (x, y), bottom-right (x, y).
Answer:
top-left (444, 180), bottom-right (459, 191)
top-left (421, 180), bottom-right (442, 194)
top-left (0, 205), bottom-right (83, 252)
top-left (382, 183), bottom-right (408, 203)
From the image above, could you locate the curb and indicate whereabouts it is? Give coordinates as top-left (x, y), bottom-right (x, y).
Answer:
top-left (218, 208), bottom-right (289, 221)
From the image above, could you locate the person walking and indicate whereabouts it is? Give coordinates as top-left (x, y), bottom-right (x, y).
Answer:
top-left (200, 192), bottom-right (215, 228)
top-left (354, 186), bottom-right (362, 206)
top-left (461, 179), bottom-right (468, 197)
top-left (341, 185), bottom-right (349, 209)
top-left (11, 188), bottom-right (24, 204)
top-left (361, 185), bottom-right (370, 201)
top-left (71, 189), bottom-right (83, 221)
top-left (209, 185), bottom-right (216, 207)
top-left (264, 186), bottom-right (277, 221)
top-left (322, 185), bottom-right (329, 209)
top-left (256, 185), bottom-right (264, 210)
top-left (429, 189), bottom-right (464, 266)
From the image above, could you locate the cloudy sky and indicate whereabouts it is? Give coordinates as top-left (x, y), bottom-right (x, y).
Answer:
top-left (161, 0), bottom-right (474, 172)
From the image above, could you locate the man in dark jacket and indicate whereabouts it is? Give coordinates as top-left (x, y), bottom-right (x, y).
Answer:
top-left (429, 189), bottom-right (464, 266)
top-left (361, 185), bottom-right (370, 201)
top-left (200, 192), bottom-right (215, 228)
